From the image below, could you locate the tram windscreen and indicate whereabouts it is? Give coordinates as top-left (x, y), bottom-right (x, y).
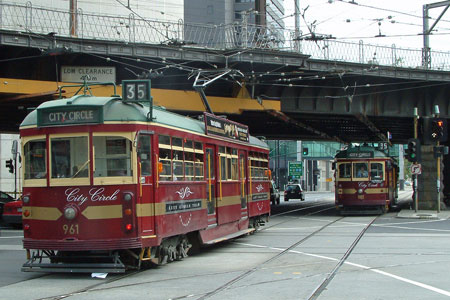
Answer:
top-left (353, 162), bottom-right (369, 178)
top-left (370, 162), bottom-right (384, 180)
top-left (24, 139), bottom-right (47, 179)
top-left (51, 137), bottom-right (89, 179)
top-left (337, 163), bottom-right (351, 179)
top-left (93, 136), bottom-right (132, 177)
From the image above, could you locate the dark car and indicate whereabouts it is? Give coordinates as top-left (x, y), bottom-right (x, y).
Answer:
top-left (2, 199), bottom-right (22, 227)
top-left (270, 181), bottom-right (280, 205)
top-left (0, 191), bottom-right (15, 219)
top-left (284, 183), bottom-right (305, 201)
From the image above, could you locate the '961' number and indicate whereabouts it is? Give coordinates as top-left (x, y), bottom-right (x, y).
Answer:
top-left (63, 224), bottom-right (79, 235)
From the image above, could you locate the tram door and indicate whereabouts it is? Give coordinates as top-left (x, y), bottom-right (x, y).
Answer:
top-left (205, 146), bottom-right (217, 226)
top-left (239, 150), bottom-right (248, 218)
top-left (137, 132), bottom-right (155, 236)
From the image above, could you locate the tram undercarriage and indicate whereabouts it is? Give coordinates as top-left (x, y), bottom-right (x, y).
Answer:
top-left (22, 235), bottom-right (192, 273)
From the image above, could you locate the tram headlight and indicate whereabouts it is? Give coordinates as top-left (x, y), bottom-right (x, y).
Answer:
top-left (64, 207), bottom-right (77, 220)
top-left (23, 195), bottom-right (30, 204)
top-left (123, 193), bottom-right (133, 201)
top-left (358, 188), bottom-right (363, 194)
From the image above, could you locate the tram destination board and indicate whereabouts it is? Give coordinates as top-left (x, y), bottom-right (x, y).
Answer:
top-left (288, 161), bottom-right (303, 179)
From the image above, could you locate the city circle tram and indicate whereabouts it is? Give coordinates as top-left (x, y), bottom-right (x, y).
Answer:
top-left (333, 144), bottom-right (399, 214)
top-left (20, 80), bottom-right (271, 273)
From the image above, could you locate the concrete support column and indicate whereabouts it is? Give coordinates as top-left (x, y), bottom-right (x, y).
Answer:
top-left (418, 145), bottom-right (446, 210)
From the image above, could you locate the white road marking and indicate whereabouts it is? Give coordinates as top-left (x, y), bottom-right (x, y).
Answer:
top-left (235, 242), bottom-right (450, 297)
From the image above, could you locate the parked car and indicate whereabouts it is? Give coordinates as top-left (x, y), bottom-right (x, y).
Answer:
top-left (2, 199), bottom-right (22, 227)
top-left (0, 191), bottom-right (15, 220)
top-left (270, 181), bottom-right (280, 205)
top-left (284, 183), bottom-right (305, 201)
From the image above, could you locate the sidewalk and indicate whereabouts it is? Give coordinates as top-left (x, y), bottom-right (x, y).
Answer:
top-left (397, 209), bottom-right (450, 220)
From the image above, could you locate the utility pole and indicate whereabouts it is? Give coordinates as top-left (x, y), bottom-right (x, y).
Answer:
top-left (422, 1), bottom-right (450, 68)
top-left (70, 0), bottom-right (78, 37)
top-left (294, 0), bottom-right (300, 52)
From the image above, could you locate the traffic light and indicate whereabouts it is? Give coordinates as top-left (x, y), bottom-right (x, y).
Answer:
top-left (5, 159), bottom-right (14, 174)
top-left (302, 147), bottom-right (309, 156)
top-left (406, 138), bottom-right (421, 163)
top-left (430, 118), bottom-right (447, 142)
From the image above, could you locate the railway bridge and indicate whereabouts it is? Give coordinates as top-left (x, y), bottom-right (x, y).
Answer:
top-left (0, 2), bottom-right (449, 208)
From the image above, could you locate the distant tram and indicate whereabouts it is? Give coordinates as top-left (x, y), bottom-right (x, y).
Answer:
top-left (334, 144), bottom-right (398, 214)
top-left (20, 80), bottom-right (271, 272)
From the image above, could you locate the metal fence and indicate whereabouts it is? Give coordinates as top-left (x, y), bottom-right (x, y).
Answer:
top-left (2, 2), bottom-right (450, 70)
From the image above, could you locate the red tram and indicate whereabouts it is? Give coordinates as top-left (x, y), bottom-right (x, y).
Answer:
top-left (20, 80), bottom-right (271, 272)
top-left (334, 144), bottom-right (399, 214)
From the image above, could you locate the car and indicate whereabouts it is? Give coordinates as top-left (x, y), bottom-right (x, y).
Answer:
top-left (270, 181), bottom-right (280, 205)
top-left (2, 199), bottom-right (22, 227)
top-left (0, 191), bottom-right (15, 219)
top-left (284, 183), bottom-right (305, 201)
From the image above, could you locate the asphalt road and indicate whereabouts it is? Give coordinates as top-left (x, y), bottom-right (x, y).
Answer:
top-left (3, 189), bottom-right (450, 300)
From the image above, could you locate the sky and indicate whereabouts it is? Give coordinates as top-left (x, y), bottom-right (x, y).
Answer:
top-left (284, 0), bottom-right (450, 52)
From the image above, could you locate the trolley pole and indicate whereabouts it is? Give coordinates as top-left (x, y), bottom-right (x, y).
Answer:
top-left (413, 107), bottom-right (419, 212)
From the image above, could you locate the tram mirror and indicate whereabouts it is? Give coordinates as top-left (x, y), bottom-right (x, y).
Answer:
top-left (331, 162), bottom-right (335, 170)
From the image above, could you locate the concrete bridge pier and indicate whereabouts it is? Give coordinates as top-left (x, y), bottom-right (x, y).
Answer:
top-left (418, 145), bottom-right (446, 210)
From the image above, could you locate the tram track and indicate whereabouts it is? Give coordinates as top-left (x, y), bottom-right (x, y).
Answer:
top-left (196, 215), bottom-right (346, 299)
top-left (307, 215), bottom-right (379, 300)
top-left (36, 202), bottom-right (356, 300)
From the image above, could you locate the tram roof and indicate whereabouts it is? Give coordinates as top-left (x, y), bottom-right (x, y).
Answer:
top-left (20, 94), bottom-right (268, 149)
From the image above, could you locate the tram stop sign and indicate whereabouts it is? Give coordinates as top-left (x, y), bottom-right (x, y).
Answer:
top-left (288, 161), bottom-right (303, 179)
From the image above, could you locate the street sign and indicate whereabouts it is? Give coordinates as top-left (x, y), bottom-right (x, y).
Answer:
top-left (288, 161), bottom-right (303, 179)
top-left (410, 163), bottom-right (422, 175)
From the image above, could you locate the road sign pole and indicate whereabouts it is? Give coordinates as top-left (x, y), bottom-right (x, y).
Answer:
top-left (413, 107), bottom-right (419, 212)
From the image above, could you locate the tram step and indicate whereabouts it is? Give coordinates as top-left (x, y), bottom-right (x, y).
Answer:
top-left (202, 228), bottom-right (255, 245)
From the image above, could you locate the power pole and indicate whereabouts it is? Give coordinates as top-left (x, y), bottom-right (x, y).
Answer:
top-left (294, 0), bottom-right (300, 52)
top-left (422, 1), bottom-right (450, 68)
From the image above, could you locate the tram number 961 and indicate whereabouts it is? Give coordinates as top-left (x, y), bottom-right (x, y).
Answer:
top-left (62, 224), bottom-right (79, 235)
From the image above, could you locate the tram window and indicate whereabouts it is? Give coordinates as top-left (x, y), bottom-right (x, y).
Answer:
top-left (231, 149), bottom-right (238, 180)
top-left (219, 146), bottom-right (227, 181)
top-left (24, 139), bottom-right (47, 179)
top-left (338, 163), bottom-right (351, 179)
top-left (370, 162), bottom-right (384, 180)
top-left (185, 147), bottom-right (195, 181)
top-left (205, 148), bottom-right (215, 180)
top-left (227, 148), bottom-right (232, 180)
top-left (194, 142), bottom-right (204, 180)
top-left (93, 136), bottom-right (132, 177)
top-left (51, 136), bottom-right (89, 179)
top-left (158, 135), bottom-right (171, 181)
top-left (137, 135), bottom-right (151, 176)
top-left (354, 162), bottom-right (368, 178)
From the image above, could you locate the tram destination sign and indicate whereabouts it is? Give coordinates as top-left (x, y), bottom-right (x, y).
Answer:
top-left (347, 152), bottom-right (374, 158)
top-left (37, 107), bottom-right (102, 127)
top-left (204, 112), bottom-right (249, 143)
